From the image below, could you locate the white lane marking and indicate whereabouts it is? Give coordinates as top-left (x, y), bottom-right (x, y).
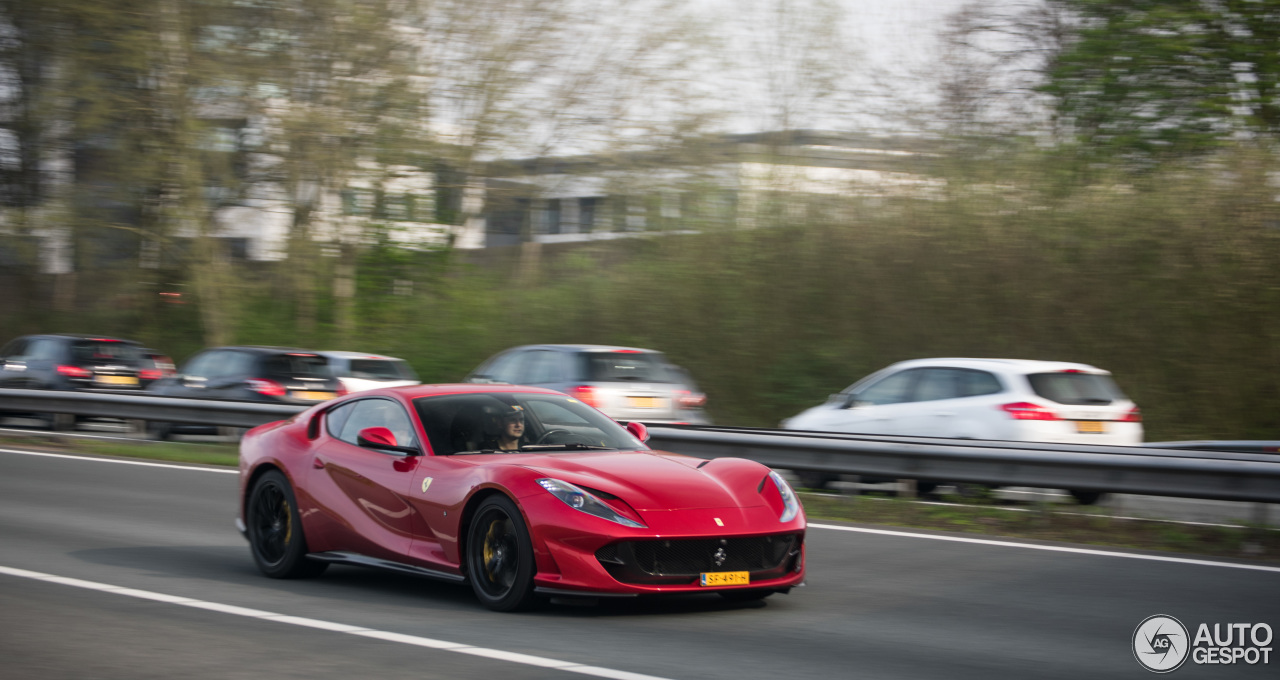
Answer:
top-left (0, 448), bottom-right (238, 474)
top-left (809, 523), bottom-right (1280, 573)
top-left (0, 565), bottom-right (674, 680)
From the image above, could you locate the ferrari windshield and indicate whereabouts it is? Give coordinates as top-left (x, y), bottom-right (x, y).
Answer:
top-left (413, 392), bottom-right (646, 455)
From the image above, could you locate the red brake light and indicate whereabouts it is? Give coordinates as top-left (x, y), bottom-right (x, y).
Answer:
top-left (246, 378), bottom-right (287, 397)
top-left (139, 369), bottom-right (162, 381)
top-left (569, 385), bottom-right (599, 408)
top-left (56, 365), bottom-right (91, 378)
top-left (1000, 401), bottom-right (1058, 421)
top-left (1121, 406), bottom-right (1142, 423)
top-left (336, 383), bottom-right (349, 397)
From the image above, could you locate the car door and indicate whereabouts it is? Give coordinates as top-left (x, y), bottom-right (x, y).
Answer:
top-left (894, 368), bottom-right (1008, 438)
top-left (169, 350), bottom-right (222, 396)
top-left (309, 398), bottom-right (423, 561)
top-left (205, 350), bottom-right (256, 400)
top-left (816, 368), bottom-right (924, 435)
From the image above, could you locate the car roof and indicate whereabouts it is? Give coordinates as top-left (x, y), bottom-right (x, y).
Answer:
top-left (505, 344), bottom-right (661, 354)
top-left (317, 350), bottom-right (405, 360)
top-left (886, 357), bottom-right (1110, 374)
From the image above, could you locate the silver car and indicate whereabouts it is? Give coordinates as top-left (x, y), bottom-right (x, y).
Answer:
top-left (464, 344), bottom-right (710, 425)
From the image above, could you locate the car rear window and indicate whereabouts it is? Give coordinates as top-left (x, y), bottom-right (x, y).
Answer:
top-left (71, 340), bottom-right (141, 364)
top-left (349, 359), bottom-right (417, 381)
top-left (581, 352), bottom-right (673, 383)
top-left (262, 353), bottom-right (330, 379)
top-left (1026, 372), bottom-right (1126, 405)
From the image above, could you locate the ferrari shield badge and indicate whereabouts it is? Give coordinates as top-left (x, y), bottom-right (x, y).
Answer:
top-left (714, 517), bottom-right (724, 526)
top-left (421, 477), bottom-right (433, 493)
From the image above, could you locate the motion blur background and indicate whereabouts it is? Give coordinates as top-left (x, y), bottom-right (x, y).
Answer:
top-left (1, 0), bottom-right (1278, 440)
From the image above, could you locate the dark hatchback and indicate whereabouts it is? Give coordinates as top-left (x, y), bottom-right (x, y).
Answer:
top-left (146, 346), bottom-right (345, 438)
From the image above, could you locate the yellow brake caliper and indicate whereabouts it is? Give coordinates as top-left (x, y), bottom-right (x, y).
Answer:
top-left (282, 500), bottom-right (292, 546)
top-left (483, 520), bottom-right (501, 581)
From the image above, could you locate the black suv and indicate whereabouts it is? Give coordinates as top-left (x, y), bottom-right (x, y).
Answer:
top-left (0, 334), bottom-right (146, 391)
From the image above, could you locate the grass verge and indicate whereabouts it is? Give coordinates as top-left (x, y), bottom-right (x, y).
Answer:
top-left (3, 432), bottom-right (1275, 563)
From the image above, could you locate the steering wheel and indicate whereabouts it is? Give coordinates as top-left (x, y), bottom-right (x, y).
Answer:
top-left (535, 429), bottom-right (573, 445)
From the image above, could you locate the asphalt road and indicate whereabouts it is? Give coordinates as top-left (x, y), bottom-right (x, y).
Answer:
top-left (1, 447), bottom-right (1277, 680)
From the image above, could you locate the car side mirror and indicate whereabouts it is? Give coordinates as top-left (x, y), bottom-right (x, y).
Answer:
top-left (625, 421), bottom-right (650, 443)
top-left (357, 426), bottom-right (421, 455)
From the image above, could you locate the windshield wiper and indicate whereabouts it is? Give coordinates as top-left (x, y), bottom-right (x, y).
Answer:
top-left (519, 443), bottom-right (613, 451)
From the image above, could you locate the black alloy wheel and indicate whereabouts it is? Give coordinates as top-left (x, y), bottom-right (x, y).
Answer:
top-left (466, 495), bottom-right (537, 612)
top-left (246, 470), bottom-right (327, 579)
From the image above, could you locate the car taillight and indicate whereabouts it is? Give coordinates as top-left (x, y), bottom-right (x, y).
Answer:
top-left (336, 383), bottom-right (349, 397)
top-left (676, 390), bottom-right (706, 409)
top-left (1121, 406), bottom-right (1142, 423)
top-left (246, 378), bottom-right (287, 397)
top-left (1000, 401), bottom-right (1058, 421)
top-left (139, 369), bottom-right (162, 381)
top-left (56, 365), bottom-right (91, 378)
top-left (569, 385), bottom-right (599, 408)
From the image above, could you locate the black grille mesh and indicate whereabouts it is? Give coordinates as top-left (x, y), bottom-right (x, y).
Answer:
top-left (596, 534), bottom-right (801, 585)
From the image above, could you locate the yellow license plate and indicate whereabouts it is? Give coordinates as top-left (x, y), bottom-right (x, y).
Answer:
top-left (1076, 421), bottom-right (1106, 434)
top-left (700, 571), bottom-right (749, 586)
top-left (628, 396), bottom-right (661, 408)
top-left (292, 391), bottom-right (334, 401)
top-left (97, 375), bottom-right (138, 386)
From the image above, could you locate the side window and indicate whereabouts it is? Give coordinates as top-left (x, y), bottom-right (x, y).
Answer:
top-left (326, 401), bottom-right (356, 438)
top-left (337, 399), bottom-right (419, 451)
top-left (2, 338), bottom-right (29, 359)
top-left (914, 368), bottom-right (961, 402)
top-left (959, 370), bottom-right (1003, 397)
top-left (213, 351), bottom-right (255, 380)
top-left (855, 369), bottom-right (920, 406)
top-left (181, 351), bottom-right (219, 378)
top-left (490, 351), bottom-right (529, 384)
top-left (27, 339), bottom-right (61, 362)
top-left (519, 350), bottom-right (563, 384)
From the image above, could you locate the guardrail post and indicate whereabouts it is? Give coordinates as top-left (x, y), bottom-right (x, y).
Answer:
top-left (898, 478), bottom-right (916, 499)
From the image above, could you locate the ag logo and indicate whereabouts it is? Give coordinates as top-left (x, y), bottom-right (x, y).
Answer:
top-left (1134, 615), bottom-right (1190, 673)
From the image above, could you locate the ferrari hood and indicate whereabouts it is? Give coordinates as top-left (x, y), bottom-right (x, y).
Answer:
top-left (515, 451), bottom-right (767, 511)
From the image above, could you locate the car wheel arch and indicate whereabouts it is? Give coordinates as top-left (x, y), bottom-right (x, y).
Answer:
top-left (243, 462), bottom-right (288, 518)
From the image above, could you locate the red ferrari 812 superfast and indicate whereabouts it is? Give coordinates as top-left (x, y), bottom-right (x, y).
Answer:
top-left (236, 384), bottom-right (806, 611)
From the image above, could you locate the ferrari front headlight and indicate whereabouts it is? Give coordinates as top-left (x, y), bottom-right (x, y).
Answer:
top-left (537, 478), bottom-right (645, 528)
top-left (768, 470), bottom-right (800, 522)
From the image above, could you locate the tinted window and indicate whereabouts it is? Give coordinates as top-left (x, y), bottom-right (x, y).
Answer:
top-left (70, 340), bottom-right (140, 364)
top-left (337, 398), bottom-right (418, 449)
top-left (1027, 372), bottom-right (1124, 405)
top-left (262, 353), bottom-right (329, 379)
top-left (349, 359), bottom-right (416, 380)
top-left (414, 392), bottom-right (641, 456)
top-left (856, 369), bottom-right (919, 405)
top-left (582, 352), bottom-right (672, 383)
top-left (209, 351), bottom-right (254, 380)
top-left (477, 351), bottom-right (523, 383)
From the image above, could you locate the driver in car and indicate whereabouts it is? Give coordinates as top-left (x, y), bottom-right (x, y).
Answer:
top-left (483, 404), bottom-right (526, 451)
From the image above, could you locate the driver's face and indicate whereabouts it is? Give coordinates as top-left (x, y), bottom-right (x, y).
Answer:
top-left (504, 416), bottom-right (524, 438)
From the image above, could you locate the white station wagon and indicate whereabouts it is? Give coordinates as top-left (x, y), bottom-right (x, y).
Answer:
top-left (782, 358), bottom-right (1143, 501)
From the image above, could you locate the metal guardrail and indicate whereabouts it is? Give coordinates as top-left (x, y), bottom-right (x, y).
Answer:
top-left (0, 388), bottom-right (304, 429)
top-left (2, 388), bottom-right (1278, 503)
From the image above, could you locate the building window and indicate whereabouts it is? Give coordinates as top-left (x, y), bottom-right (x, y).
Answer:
top-left (579, 197), bottom-right (597, 232)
